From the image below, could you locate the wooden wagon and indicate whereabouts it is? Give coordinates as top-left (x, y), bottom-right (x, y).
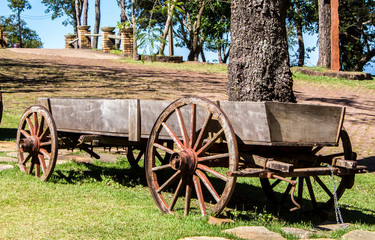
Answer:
top-left (16, 96), bottom-right (366, 216)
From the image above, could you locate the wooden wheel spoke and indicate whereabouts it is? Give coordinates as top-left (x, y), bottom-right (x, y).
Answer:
top-left (37, 115), bottom-right (45, 137)
top-left (312, 146), bottom-right (323, 155)
top-left (196, 128), bottom-right (224, 156)
top-left (29, 158), bottom-right (35, 174)
top-left (33, 112), bottom-right (39, 137)
top-left (196, 169), bottom-right (220, 202)
top-left (169, 177), bottom-right (186, 211)
top-left (298, 177), bottom-right (304, 205)
top-left (39, 148), bottom-right (51, 160)
top-left (152, 164), bottom-right (172, 172)
top-left (184, 177), bottom-right (193, 216)
top-left (314, 176), bottom-right (334, 198)
top-left (136, 149), bottom-right (145, 162)
top-left (193, 175), bottom-right (207, 216)
top-left (197, 164), bottom-right (227, 181)
top-left (270, 179), bottom-right (282, 189)
top-left (35, 163), bottom-right (41, 177)
top-left (39, 127), bottom-right (50, 141)
top-left (22, 154), bottom-right (32, 165)
top-left (38, 154), bottom-right (47, 174)
top-left (175, 108), bottom-right (189, 148)
top-left (162, 122), bottom-right (184, 151)
top-left (21, 130), bottom-right (31, 138)
top-left (189, 104), bottom-right (196, 149)
top-left (26, 117), bottom-right (36, 136)
top-left (198, 153), bottom-right (229, 163)
top-left (157, 170), bottom-right (182, 193)
top-left (305, 177), bottom-right (317, 209)
top-left (40, 141), bottom-right (52, 147)
top-left (153, 143), bottom-right (175, 155)
top-left (193, 112), bottom-right (212, 151)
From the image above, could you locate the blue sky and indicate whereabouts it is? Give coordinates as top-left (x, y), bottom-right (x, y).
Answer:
top-left (1, 0), bottom-right (373, 73)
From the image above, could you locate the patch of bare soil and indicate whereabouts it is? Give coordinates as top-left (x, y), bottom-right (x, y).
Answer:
top-left (0, 49), bottom-right (374, 167)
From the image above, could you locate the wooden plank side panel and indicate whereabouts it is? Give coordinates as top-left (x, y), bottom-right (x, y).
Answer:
top-left (265, 102), bottom-right (344, 144)
top-left (44, 98), bottom-right (131, 135)
top-left (219, 101), bottom-right (271, 143)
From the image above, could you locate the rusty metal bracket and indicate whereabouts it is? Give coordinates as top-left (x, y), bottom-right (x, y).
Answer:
top-left (261, 172), bottom-right (301, 211)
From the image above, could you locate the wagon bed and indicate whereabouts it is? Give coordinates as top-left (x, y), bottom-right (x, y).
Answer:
top-left (16, 96), bottom-right (366, 216)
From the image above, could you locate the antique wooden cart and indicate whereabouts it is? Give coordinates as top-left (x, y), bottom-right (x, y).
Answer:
top-left (16, 96), bottom-right (366, 216)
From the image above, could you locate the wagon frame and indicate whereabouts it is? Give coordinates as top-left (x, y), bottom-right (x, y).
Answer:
top-left (16, 96), bottom-right (366, 216)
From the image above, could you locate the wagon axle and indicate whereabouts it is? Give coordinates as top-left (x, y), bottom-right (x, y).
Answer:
top-left (169, 150), bottom-right (198, 173)
top-left (19, 137), bottom-right (40, 155)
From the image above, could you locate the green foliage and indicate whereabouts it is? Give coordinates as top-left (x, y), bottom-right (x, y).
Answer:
top-left (7, 0), bottom-right (31, 13)
top-left (339, 0), bottom-right (375, 71)
top-left (0, 16), bottom-right (43, 48)
top-left (116, 20), bottom-right (131, 30)
top-left (41, 0), bottom-right (76, 28)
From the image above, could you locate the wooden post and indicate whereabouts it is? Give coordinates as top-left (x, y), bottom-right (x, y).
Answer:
top-left (331, 0), bottom-right (340, 71)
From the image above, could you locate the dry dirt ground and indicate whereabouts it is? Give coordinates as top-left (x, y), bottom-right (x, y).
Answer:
top-left (1, 48), bottom-right (374, 170)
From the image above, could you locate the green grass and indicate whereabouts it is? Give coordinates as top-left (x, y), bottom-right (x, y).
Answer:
top-left (292, 68), bottom-right (375, 90)
top-left (1, 157), bottom-right (375, 239)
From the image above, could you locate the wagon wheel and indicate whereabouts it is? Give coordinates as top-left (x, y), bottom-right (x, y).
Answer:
top-left (128, 141), bottom-right (173, 170)
top-left (145, 97), bottom-right (238, 216)
top-left (260, 129), bottom-right (355, 212)
top-left (16, 105), bottom-right (58, 182)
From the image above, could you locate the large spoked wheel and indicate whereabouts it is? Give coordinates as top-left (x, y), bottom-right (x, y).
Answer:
top-left (260, 130), bottom-right (355, 212)
top-left (17, 105), bottom-right (58, 181)
top-left (146, 97), bottom-right (238, 216)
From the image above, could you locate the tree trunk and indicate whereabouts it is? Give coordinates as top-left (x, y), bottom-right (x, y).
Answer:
top-left (75, 0), bottom-right (82, 27)
top-left (17, 9), bottom-right (23, 47)
top-left (82, 0), bottom-right (89, 26)
top-left (131, 0), bottom-right (137, 60)
top-left (228, 0), bottom-right (295, 102)
top-left (317, 0), bottom-right (331, 68)
top-left (92, 0), bottom-right (100, 49)
top-left (295, 2), bottom-right (305, 66)
top-left (158, 0), bottom-right (177, 55)
top-left (188, 0), bottom-right (206, 61)
top-left (218, 44), bottom-right (223, 63)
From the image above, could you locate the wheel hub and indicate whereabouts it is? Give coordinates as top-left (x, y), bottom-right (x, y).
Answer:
top-left (20, 136), bottom-right (40, 155)
top-left (169, 149), bottom-right (198, 173)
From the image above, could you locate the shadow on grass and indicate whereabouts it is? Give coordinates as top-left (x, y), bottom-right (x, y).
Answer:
top-left (0, 128), bottom-right (17, 141)
top-left (47, 160), bottom-right (375, 226)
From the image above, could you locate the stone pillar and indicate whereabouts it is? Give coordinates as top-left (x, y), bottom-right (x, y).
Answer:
top-left (0, 25), bottom-right (3, 39)
top-left (64, 34), bottom-right (76, 49)
top-left (101, 27), bottom-right (116, 53)
top-left (78, 25), bottom-right (91, 49)
top-left (121, 28), bottom-right (133, 57)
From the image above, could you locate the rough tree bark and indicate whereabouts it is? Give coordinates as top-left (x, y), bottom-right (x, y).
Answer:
top-left (228, 0), bottom-right (295, 102)
top-left (92, 0), bottom-right (100, 49)
top-left (317, 0), bottom-right (331, 68)
top-left (82, 0), bottom-right (89, 26)
top-left (295, 2), bottom-right (305, 66)
top-left (131, 0), bottom-right (137, 60)
top-left (158, 0), bottom-right (177, 55)
top-left (187, 0), bottom-right (206, 61)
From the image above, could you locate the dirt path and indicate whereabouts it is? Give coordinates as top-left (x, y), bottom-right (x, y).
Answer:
top-left (1, 48), bottom-right (374, 167)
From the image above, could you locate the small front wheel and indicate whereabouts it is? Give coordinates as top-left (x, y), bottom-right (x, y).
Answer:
top-left (16, 105), bottom-right (58, 181)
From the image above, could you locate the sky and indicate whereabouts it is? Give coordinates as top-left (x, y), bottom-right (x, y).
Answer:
top-left (0, 0), bottom-right (373, 74)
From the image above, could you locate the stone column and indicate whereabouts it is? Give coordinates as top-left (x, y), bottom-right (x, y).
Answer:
top-left (64, 34), bottom-right (76, 49)
top-left (3, 32), bottom-right (8, 46)
top-left (0, 25), bottom-right (3, 39)
top-left (121, 28), bottom-right (133, 57)
top-left (78, 25), bottom-right (91, 49)
top-left (101, 27), bottom-right (116, 53)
